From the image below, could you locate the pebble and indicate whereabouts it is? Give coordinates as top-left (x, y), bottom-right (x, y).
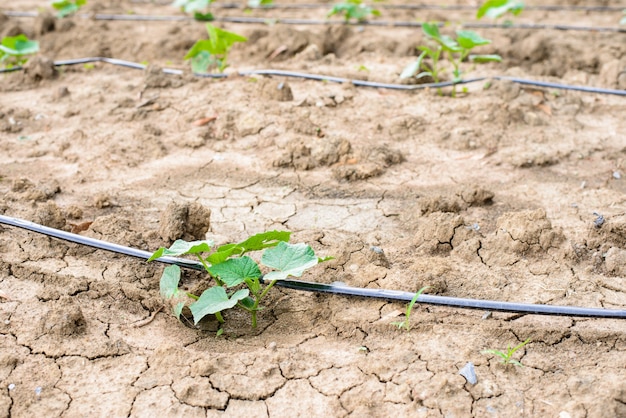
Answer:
top-left (8, 384), bottom-right (15, 391)
top-left (459, 362), bottom-right (478, 385)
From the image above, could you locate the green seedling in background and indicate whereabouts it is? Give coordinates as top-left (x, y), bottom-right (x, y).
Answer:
top-left (482, 338), bottom-right (531, 367)
top-left (328, 0), bottom-right (381, 23)
top-left (391, 286), bottom-right (429, 331)
top-left (477, 0), bottom-right (524, 24)
top-left (400, 23), bottom-right (501, 96)
top-left (621, 10), bottom-right (626, 25)
top-left (150, 231), bottom-right (332, 333)
top-left (247, 0), bottom-right (273, 8)
top-left (0, 35), bottom-right (39, 69)
top-left (184, 23), bottom-right (247, 73)
top-left (172, 0), bottom-right (215, 21)
top-left (51, 0), bottom-right (86, 18)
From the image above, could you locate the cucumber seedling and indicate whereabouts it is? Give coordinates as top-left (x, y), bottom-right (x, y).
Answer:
top-left (482, 338), bottom-right (531, 367)
top-left (401, 23), bottom-right (501, 96)
top-left (327, 0), bottom-right (381, 23)
top-left (391, 286), bottom-right (429, 331)
top-left (477, 0), bottom-right (524, 21)
top-left (247, 0), bottom-right (273, 8)
top-left (149, 231), bottom-right (332, 333)
top-left (0, 35), bottom-right (39, 69)
top-left (51, 0), bottom-right (86, 18)
top-left (172, 0), bottom-right (215, 21)
top-left (184, 23), bottom-right (247, 73)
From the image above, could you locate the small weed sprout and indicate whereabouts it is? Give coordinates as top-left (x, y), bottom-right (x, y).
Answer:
top-left (621, 10), bottom-right (626, 25)
top-left (401, 23), bottom-right (501, 96)
top-left (482, 338), bottom-right (531, 367)
top-left (391, 286), bottom-right (429, 331)
top-left (172, 0), bottom-right (214, 21)
top-left (0, 35), bottom-right (39, 69)
top-left (149, 231), bottom-right (332, 333)
top-left (328, 0), bottom-right (381, 23)
top-left (477, 0), bottom-right (524, 22)
top-left (184, 23), bottom-right (247, 73)
top-left (51, 0), bottom-right (86, 18)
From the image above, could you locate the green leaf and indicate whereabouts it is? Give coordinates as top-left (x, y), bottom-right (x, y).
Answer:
top-left (239, 296), bottom-right (256, 310)
top-left (51, 0), bottom-right (85, 17)
top-left (205, 23), bottom-right (248, 55)
top-left (247, 0), bottom-right (273, 7)
top-left (422, 23), bottom-right (461, 52)
top-left (148, 239), bottom-right (214, 261)
top-left (477, 0), bottom-right (524, 19)
top-left (193, 11), bottom-right (214, 21)
top-left (237, 230), bottom-right (291, 252)
top-left (262, 242), bottom-right (319, 280)
top-left (208, 256), bottom-right (262, 287)
top-left (469, 54), bottom-right (502, 63)
top-left (400, 50), bottom-right (426, 79)
top-left (421, 22), bottom-right (441, 40)
top-left (173, 302), bottom-right (185, 320)
top-left (160, 265), bottom-right (181, 300)
top-left (190, 287), bottom-right (249, 324)
top-left (0, 35), bottom-right (39, 56)
top-left (205, 231), bottom-right (290, 265)
top-left (172, 0), bottom-right (211, 13)
top-left (456, 30), bottom-right (491, 49)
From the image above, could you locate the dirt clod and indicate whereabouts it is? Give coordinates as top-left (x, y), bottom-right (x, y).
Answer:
top-left (159, 201), bottom-right (211, 243)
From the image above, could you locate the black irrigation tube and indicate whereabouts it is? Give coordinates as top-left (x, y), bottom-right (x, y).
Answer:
top-left (128, 1), bottom-right (626, 12)
top-left (2, 56), bottom-right (626, 96)
top-left (4, 11), bottom-right (626, 33)
top-left (2, 214), bottom-right (625, 319)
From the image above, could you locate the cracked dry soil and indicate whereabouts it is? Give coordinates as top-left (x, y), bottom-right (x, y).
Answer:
top-left (1, 1), bottom-right (626, 416)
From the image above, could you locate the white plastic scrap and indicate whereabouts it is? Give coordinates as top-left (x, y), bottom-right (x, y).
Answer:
top-left (459, 362), bottom-right (478, 385)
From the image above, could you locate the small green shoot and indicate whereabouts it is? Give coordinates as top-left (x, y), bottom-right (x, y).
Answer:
top-left (327, 0), bottom-right (381, 23)
top-left (621, 10), bottom-right (626, 25)
top-left (400, 23), bottom-right (501, 96)
top-left (184, 23), bottom-right (247, 73)
top-left (51, 0), bottom-right (86, 18)
top-left (247, 0), bottom-right (273, 8)
top-left (391, 286), bottom-right (429, 331)
top-left (477, 0), bottom-right (524, 20)
top-left (172, 0), bottom-right (214, 21)
top-left (0, 35), bottom-right (39, 69)
top-left (481, 338), bottom-right (531, 367)
top-left (150, 231), bottom-right (332, 333)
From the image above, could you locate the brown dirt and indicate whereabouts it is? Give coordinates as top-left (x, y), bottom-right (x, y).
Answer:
top-left (1, 1), bottom-right (626, 417)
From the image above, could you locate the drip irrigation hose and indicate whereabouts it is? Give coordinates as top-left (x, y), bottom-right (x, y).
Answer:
top-left (1, 214), bottom-right (625, 319)
top-left (133, 1), bottom-right (626, 12)
top-left (3, 11), bottom-right (625, 33)
top-left (2, 56), bottom-right (625, 96)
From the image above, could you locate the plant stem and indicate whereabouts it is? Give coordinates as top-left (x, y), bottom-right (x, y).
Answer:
top-left (249, 279), bottom-right (278, 328)
top-left (215, 311), bottom-right (224, 323)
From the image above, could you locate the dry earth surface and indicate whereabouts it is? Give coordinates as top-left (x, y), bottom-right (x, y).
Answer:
top-left (1, 0), bottom-right (626, 416)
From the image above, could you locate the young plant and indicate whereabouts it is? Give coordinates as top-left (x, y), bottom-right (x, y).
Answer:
top-left (172, 0), bottom-right (214, 21)
top-left (621, 10), bottom-right (626, 25)
top-left (391, 286), bottom-right (429, 331)
top-left (481, 338), bottom-right (531, 367)
top-left (51, 0), bottom-right (86, 18)
top-left (477, 0), bottom-right (524, 22)
top-left (0, 35), bottom-right (39, 69)
top-left (184, 23), bottom-right (247, 73)
top-left (400, 23), bottom-right (501, 95)
top-left (247, 0), bottom-right (273, 8)
top-left (327, 0), bottom-right (381, 23)
top-left (149, 231), bottom-right (332, 332)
